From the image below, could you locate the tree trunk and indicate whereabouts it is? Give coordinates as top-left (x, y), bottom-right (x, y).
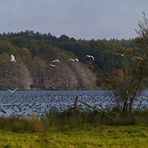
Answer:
top-left (128, 101), bottom-right (133, 112)
top-left (129, 104), bottom-right (132, 112)
top-left (122, 101), bottom-right (128, 112)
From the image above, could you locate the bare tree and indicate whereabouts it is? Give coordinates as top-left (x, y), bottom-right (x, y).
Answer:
top-left (104, 13), bottom-right (148, 112)
top-left (106, 56), bottom-right (145, 112)
top-left (136, 12), bottom-right (148, 51)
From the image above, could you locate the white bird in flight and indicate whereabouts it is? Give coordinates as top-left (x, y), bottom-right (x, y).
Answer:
top-left (131, 56), bottom-right (143, 61)
top-left (50, 59), bottom-right (61, 67)
top-left (7, 88), bottom-right (18, 93)
top-left (51, 59), bottom-right (61, 64)
top-left (10, 54), bottom-right (16, 62)
top-left (85, 55), bottom-right (95, 61)
top-left (67, 58), bottom-right (79, 62)
top-left (115, 52), bottom-right (125, 57)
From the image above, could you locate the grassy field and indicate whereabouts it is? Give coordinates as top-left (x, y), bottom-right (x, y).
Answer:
top-left (0, 125), bottom-right (148, 148)
top-left (0, 110), bottom-right (147, 147)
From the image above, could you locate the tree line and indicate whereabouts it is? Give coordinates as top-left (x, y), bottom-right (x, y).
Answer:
top-left (0, 15), bottom-right (147, 90)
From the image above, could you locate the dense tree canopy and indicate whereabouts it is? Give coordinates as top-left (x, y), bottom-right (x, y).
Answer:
top-left (0, 31), bottom-right (146, 89)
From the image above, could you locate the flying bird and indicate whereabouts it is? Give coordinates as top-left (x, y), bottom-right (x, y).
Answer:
top-left (85, 55), bottom-right (95, 61)
top-left (50, 59), bottom-right (61, 67)
top-left (67, 58), bottom-right (79, 62)
top-left (51, 59), bottom-right (61, 64)
top-left (115, 52), bottom-right (125, 57)
top-left (131, 56), bottom-right (143, 61)
top-left (7, 88), bottom-right (18, 94)
top-left (10, 54), bottom-right (16, 62)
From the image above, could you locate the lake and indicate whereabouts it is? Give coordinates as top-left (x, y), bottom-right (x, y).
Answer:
top-left (0, 90), bottom-right (147, 117)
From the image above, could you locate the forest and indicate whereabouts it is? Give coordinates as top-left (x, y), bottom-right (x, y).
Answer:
top-left (0, 31), bottom-right (147, 90)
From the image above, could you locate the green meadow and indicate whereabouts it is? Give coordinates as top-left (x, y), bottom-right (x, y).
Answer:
top-left (0, 110), bottom-right (148, 148)
top-left (0, 126), bottom-right (148, 148)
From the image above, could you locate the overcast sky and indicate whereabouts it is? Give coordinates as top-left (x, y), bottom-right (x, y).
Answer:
top-left (0, 0), bottom-right (148, 39)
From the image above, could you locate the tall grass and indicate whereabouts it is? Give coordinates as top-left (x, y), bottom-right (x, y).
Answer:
top-left (43, 108), bottom-right (148, 130)
top-left (0, 115), bottom-right (44, 133)
top-left (0, 109), bottom-right (147, 133)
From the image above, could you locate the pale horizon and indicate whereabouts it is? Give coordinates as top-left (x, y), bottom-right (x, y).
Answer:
top-left (0, 0), bottom-right (148, 40)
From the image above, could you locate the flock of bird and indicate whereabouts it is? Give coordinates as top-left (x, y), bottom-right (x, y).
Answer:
top-left (1, 51), bottom-right (146, 118)
top-left (9, 54), bottom-right (95, 68)
top-left (49, 55), bottom-right (95, 67)
top-left (0, 90), bottom-right (147, 117)
top-left (115, 52), bottom-right (143, 62)
top-left (6, 54), bottom-right (95, 92)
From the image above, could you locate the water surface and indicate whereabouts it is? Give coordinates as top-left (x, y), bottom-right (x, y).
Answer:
top-left (0, 90), bottom-right (147, 117)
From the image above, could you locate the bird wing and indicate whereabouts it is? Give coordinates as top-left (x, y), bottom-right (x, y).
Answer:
top-left (91, 56), bottom-right (95, 61)
top-left (86, 55), bottom-right (90, 58)
top-left (75, 58), bottom-right (79, 61)
top-left (131, 57), bottom-right (135, 61)
top-left (50, 64), bottom-right (56, 67)
top-left (138, 57), bottom-right (143, 60)
top-left (14, 88), bottom-right (19, 91)
top-left (68, 59), bottom-right (74, 62)
top-left (115, 53), bottom-right (125, 57)
top-left (7, 89), bottom-right (13, 93)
